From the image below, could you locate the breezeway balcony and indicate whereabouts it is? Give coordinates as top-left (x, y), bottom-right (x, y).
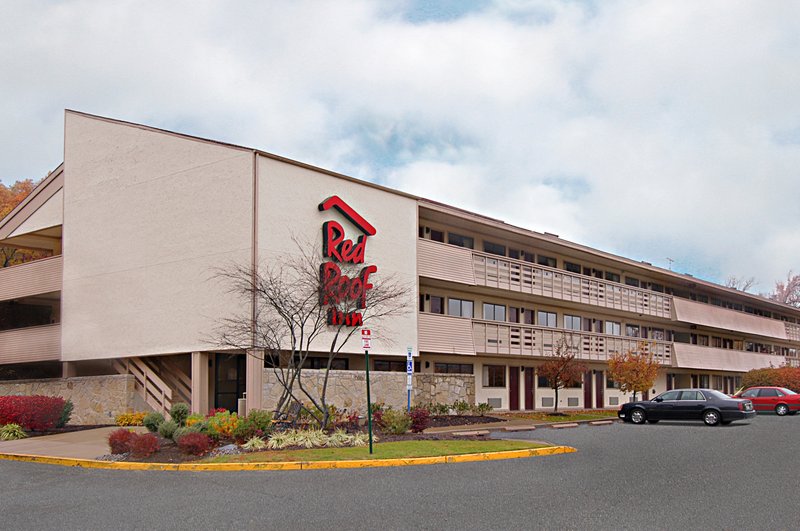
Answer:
top-left (0, 255), bottom-right (62, 302)
top-left (418, 238), bottom-right (672, 319)
top-left (0, 323), bottom-right (61, 364)
top-left (418, 312), bottom-right (673, 364)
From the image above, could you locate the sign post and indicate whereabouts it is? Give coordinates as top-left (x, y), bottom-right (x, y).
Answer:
top-left (406, 347), bottom-right (413, 412)
top-left (362, 329), bottom-right (373, 454)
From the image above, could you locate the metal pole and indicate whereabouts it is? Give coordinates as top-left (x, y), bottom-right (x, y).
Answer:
top-left (365, 349), bottom-right (373, 454)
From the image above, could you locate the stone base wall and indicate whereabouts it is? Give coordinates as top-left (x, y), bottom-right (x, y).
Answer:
top-left (261, 369), bottom-right (475, 412)
top-left (0, 375), bottom-right (150, 425)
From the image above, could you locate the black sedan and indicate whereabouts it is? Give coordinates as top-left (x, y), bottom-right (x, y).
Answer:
top-left (618, 388), bottom-right (756, 426)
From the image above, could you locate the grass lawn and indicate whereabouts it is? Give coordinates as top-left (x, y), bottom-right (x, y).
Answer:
top-left (202, 439), bottom-right (550, 463)
top-left (506, 410), bottom-right (617, 423)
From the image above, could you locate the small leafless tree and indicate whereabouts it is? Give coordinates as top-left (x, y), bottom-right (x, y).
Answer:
top-left (724, 276), bottom-right (756, 292)
top-left (210, 239), bottom-right (411, 428)
top-left (769, 271), bottom-right (800, 307)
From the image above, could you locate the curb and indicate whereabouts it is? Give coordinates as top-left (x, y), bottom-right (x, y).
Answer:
top-left (0, 445), bottom-right (576, 471)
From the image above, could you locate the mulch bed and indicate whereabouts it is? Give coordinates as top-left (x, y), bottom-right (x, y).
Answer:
top-left (24, 425), bottom-right (114, 438)
top-left (427, 415), bottom-right (504, 428)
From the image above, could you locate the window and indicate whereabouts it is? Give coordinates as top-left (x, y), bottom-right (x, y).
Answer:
top-left (698, 335), bottom-right (709, 346)
top-left (650, 283), bottom-right (664, 293)
top-left (537, 311), bottom-right (557, 328)
top-left (429, 295), bottom-right (444, 314)
top-left (606, 377), bottom-right (620, 389)
top-left (625, 325), bottom-right (640, 338)
top-left (740, 388), bottom-right (759, 398)
top-left (537, 255), bottom-right (556, 268)
top-left (483, 303), bottom-right (506, 322)
top-left (482, 365), bottom-right (506, 387)
top-left (448, 298), bottom-right (474, 318)
top-left (301, 357), bottom-right (348, 370)
top-left (605, 321), bottom-right (621, 335)
top-left (510, 249), bottom-right (535, 262)
top-left (625, 276), bottom-right (640, 287)
top-left (374, 360), bottom-right (406, 372)
top-left (448, 232), bottom-right (474, 249)
top-left (522, 309), bottom-right (534, 324)
top-left (509, 307), bottom-right (520, 323)
top-left (430, 229), bottom-right (444, 242)
top-left (564, 261), bottom-right (581, 274)
top-left (605, 272), bottom-right (620, 283)
top-left (483, 241), bottom-right (506, 256)
top-left (508, 248), bottom-right (521, 259)
top-left (712, 336), bottom-right (722, 348)
top-left (759, 388), bottom-right (780, 397)
top-left (659, 391), bottom-right (681, 401)
top-left (537, 375), bottom-right (550, 388)
top-left (564, 315), bottom-right (582, 331)
top-left (679, 390), bottom-right (704, 401)
top-left (434, 363), bottom-right (474, 374)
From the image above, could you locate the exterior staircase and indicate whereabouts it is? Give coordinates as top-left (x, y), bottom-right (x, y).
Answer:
top-left (112, 355), bottom-right (191, 415)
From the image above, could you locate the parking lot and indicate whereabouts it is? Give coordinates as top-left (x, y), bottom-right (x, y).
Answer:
top-left (1, 415), bottom-right (798, 530)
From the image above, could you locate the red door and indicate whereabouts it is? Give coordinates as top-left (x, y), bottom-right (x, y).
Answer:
top-left (524, 368), bottom-right (534, 410)
top-left (509, 367), bottom-right (520, 410)
top-left (595, 371), bottom-right (604, 409)
top-left (583, 370), bottom-right (593, 409)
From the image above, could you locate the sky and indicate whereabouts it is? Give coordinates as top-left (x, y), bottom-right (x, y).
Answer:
top-left (1, 0), bottom-right (799, 292)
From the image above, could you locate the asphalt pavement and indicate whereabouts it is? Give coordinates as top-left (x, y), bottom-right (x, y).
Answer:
top-left (1, 415), bottom-right (797, 530)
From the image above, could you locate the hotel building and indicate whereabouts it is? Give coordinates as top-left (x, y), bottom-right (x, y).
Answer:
top-left (1, 111), bottom-right (798, 421)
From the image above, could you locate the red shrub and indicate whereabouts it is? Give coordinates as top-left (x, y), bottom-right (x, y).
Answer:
top-left (108, 428), bottom-right (135, 454)
top-left (129, 432), bottom-right (160, 457)
top-left (372, 409), bottom-right (384, 430)
top-left (409, 407), bottom-right (431, 433)
top-left (177, 432), bottom-right (212, 456)
top-left (0, 395), bottom-right (66, 431)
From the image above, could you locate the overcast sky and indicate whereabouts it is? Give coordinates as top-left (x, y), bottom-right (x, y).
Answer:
top-left (1, 0), bottom-right (798, 292)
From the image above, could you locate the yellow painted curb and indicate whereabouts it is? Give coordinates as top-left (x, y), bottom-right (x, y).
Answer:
top-left (0, 445), bottom-right (576, 472)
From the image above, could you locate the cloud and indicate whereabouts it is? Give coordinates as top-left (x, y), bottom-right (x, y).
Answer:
top-left (1, 0), bottom-right (798, 291)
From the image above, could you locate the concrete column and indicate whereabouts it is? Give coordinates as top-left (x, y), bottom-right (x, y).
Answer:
top-left (191, 351), bottom-right (209, 414)
top-left (245, 349), bottom-right (264, 415)
top-left (61, 361), bottom-right (78, 378)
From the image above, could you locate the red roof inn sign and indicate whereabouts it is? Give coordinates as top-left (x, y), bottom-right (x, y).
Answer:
top-left (318, 196), bottom-right (378, 327)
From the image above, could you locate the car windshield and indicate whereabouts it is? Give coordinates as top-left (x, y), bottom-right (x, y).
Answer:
top-left (779, 388), bottom-right (797, 395)
top-left (702, 389), bottom-right (731, 400)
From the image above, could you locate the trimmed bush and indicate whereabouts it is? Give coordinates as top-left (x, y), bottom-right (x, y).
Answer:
top-left (471, 402), bottom-right (493, 416)
top-left (742, 367), bottom-right (800, 391)
top-left (115, 412), bottom-right (147, 426)
top-left (380, 409), bottom-right (411, 435)
top-left (169, 402), bottom-right (190, 427)
top-left (56, 399), bottom-right (74, 428)
top-left (108, 428), bottom-right (135, 454)
top-left (409, 407), bottom-right (430, 433)
top-left (206, 410), bottom-right (239, 438)
top-left (452, 400), bottom-right (471, 416)
top-left (142, 412), bottom-right (165, 433)
top-left (186, 413), bottom-right (205, 427)
top-left (0, 423), bottom-right (27, 441)
top-left (176, 432), bottom-right (211, 455)
top-left (129, 432), bottom-right (160, 457)
top-left (157, 419), bottom-right (178, 439)
top-left (0, 395), bottom-right (67, 431)
top-left (233, 409), bottom-right (273, 443)
top-left (172, 425), bottom-right (202, 442)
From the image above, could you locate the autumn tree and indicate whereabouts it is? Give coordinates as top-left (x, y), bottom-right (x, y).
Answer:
top-left (741, 366), bottom-right (800, 391)
top-left (769, 271), bottom-right (800, 308)
top-left (211, 239), bottom-right (410, 429)
top-left (0, 178), bottom-right (49, 267)
top-left (538, 334), bottom-right (587, 413)
top-left (607, 342), bottom-right (661, 401)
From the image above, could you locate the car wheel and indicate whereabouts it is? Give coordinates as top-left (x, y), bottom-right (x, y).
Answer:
top-left (647, 420), bottom-right (659, 424)
top-left (775, 404), bottom-right (790, 416)
top-left (703, 410), bottom-right (721, 426)
top-left (630, 408), bottom-right (646, 424)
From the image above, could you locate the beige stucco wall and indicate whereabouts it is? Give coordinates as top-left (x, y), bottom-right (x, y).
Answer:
top-left (61, 112), bottom-right (253, 360)
top-left (256, 155), bottom-right (418, 356)
top-left (0, 374), bottom-right (150, 424)
top-left (261, 369), bottom-right (473, 412)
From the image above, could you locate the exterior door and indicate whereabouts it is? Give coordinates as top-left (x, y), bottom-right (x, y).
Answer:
top-left (524, 367), bottom-right (534, 410)
top-left (595, 371), bottom-right (604, 409)
top-left (583, 370), bottom-right (593, 409)
top-left (215, 353), bottom-right (245, 412)
top-left (509, 366), bottom-right (520, 411)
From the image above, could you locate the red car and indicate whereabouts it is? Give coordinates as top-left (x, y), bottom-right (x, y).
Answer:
top-left (734, 386), bottom-right (800, 416)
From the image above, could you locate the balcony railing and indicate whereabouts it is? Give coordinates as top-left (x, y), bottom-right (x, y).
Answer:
top-left (473, 252), bottom-right (672, 319)
top-left (0, 255), bottom-right (62, 302)
top-left (0, 323), bottom-right (61, 364)
top-left (472, 319), bottom-right (672, 364)
top-left (786, 322), bottom-right (800, 342)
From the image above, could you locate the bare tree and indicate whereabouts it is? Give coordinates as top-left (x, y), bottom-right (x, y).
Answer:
top-left (724, 276), bottom-right (756, 292)
top-left (211, 239), bottom-right (411, 428)
top-left (770, 271), bottom-right (800, 307)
